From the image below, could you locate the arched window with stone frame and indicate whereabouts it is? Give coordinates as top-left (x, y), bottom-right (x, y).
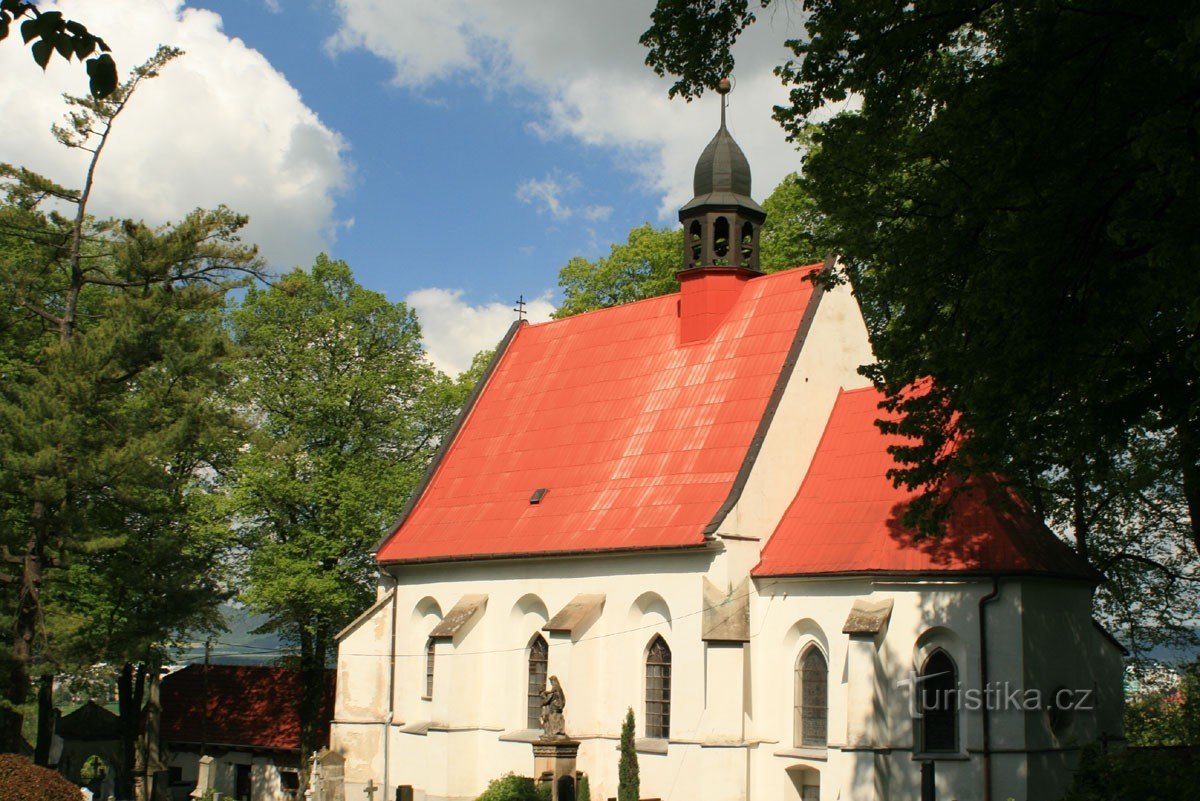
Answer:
top-left (794, 644), bottom-right (828, 748)
top-left (645, 635), bottom-right (672, 739)
top-left (527, 633), bottom-right (549, 729)
top-left (918, 648), bottom-right (959, 753)
top-left (423, 637), bottom-right (436, 700)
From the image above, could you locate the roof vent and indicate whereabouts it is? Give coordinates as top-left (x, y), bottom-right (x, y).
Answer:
top-left (530, 488), bottom-right (548, 505)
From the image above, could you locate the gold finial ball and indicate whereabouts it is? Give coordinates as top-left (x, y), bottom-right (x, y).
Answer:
top-left (717, 77), bottom-right (732, 95)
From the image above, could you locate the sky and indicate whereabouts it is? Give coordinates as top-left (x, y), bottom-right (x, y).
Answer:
top-left (0, 0), bottom-right (817, 374)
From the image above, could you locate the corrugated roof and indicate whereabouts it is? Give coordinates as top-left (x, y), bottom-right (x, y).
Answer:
top-left (753, 387), bottom-right (1098, 579)
top-left (161, 665), bottom-right (335, 752)
top-left (377, 266), bottom-right (822, 563)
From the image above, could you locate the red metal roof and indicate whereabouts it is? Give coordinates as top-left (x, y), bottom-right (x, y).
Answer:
top-left (377, 266), bottom-right (822, 563)
top-left (753, 387), bottom-right (1097, 579)
top-left (161, 665), bottom-right (335, 751)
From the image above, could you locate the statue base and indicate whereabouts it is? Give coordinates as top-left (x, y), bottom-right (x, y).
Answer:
top-left (532, 738), bottom-right (580, 801)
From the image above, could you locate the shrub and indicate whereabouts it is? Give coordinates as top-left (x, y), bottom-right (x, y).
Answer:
top-left (577, 773), bottom-right (590, 801)
top-left (476, 773), bottom-right (542, 801)
top-left (618, 708), bottom-right (639, 801)
top-left (0, 754), bottom-right (86, 801)
top-left (1059, 743), bottom-right (1200, 801)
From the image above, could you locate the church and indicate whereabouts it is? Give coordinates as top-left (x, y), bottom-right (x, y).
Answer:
top-left (329, 87), bottom-right (1125, 801)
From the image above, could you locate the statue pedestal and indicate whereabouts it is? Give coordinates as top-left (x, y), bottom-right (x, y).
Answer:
top-left (532, 738), bottom-right (579, 801)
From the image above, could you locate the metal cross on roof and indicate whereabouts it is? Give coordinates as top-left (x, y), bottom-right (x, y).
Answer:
top-left (513, 294), bottom-right (527, 321)
top-left (363, 779), bottom-right (378, 800)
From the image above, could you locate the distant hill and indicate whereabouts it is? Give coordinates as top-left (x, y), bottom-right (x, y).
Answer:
top-left (172, 603), bottom-right (286, 667)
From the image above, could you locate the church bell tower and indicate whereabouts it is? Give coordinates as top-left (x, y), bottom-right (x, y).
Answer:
top-left (678, 77), bottom-right (767, 271)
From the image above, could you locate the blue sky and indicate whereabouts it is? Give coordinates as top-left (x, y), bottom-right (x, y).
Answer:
top-left (1, 1), bottom-right (813, 372)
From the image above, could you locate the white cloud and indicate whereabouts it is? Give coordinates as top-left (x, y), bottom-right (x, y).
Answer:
top-left (581, 205), bottom-right (613, 222)
top-left (0, 0), bottom-right (350, 267)
top-left (406, 287), bottom-right (554, 376)
top-left (328, 0), bottom-right (820, 218)
top-left (516, 173), bottom-right (578, 220)
top-left (515, 171), bottom-right (611, 223)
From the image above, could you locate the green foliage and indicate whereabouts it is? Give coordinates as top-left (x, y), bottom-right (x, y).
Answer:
top-left (0, 1), bottom-right (117, 97)
top-left (0, 45), bottom-right (257, 753)
top-left (1125, 660), bottom-right (1200, 747)
top-left (474, 774), bottom-right (542, 801)
top-left (555, 224), bottom-right (681, 319)
top-left (618, 708), bottom-right (639, 801)
top-left (1058, 743), bottom-right (1200, 801)
top-left (642, 0), bottom-right (1200, 655)
top-left (0, 753), bottom-right (88, 801)
top-left (222, 254), bottom-right (464, 755)
top-left (758, 170), bottom-right (826, 274)
top-left (576, 774), bottom-right (590, 801)
top-left (554, 175), bottom-right (822, 317)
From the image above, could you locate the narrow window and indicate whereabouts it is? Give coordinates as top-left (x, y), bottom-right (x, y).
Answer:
top-left (919, 649), bottom-right (958, 752)
top-left (741, 221), bottom-right (755, 262)
top-left (713, 216), bottom-right (730, 259)
top-left (689, 220), bottom-right (703, 265)
top-left (528, 634), bottom-right (549, 729)
top-left (645, 636), bottom-right (672, 739)
top-left (795, 645), bottom-right (828, 747)
top-left (424, 637), bottom-right (436, 699)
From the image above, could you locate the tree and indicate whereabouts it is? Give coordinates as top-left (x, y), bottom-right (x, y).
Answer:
top-left (0, 1), bottom-right (117, 97)
top-left (555, 176), bottom-right (823, 318)
top-left (223, 255), bottom-right (464, 764)
top-left (642, 0), bottom-right (1200, 656)
top-left (617, 708), bottom-right (639, 801)
top-left (0, 46), bottom-right (261, 752)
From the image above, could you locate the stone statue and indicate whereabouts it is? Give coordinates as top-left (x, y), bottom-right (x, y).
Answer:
top-left (540, 675), bottom-right (567, 739)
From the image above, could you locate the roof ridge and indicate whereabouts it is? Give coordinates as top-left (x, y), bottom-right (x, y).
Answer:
top-left (528, 263), bottom-right (825, 329)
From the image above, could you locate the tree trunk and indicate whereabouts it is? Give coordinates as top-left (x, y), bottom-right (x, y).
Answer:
top-left (32, 671), bottom-right (54, 767)
top-left (33, 674), bottom-right (54, 765)
top-left (4, 504), bottom-right (48, 753)
top-left (1071, 466), bottom-right (1091, 564)
top-left (1180, 423), bottom-right (1200, 557)
top-left (117, 662), bottom-right (146, 800)
top-left (136, 660), bottom-right (162, 801)
top-left (297, 624), bottom-right (328, 796)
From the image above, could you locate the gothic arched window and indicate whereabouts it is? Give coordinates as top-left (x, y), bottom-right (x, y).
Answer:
top-left (795, 645), bottom-right (828, 747)
top-left (919, 649), bottom-right (959, 752)
top-left (528, 634), bottom-right (549, 729)
top-left (645, 636), bottom-right (672, 739)
top-left (424, 637), bottom-right (436, 699)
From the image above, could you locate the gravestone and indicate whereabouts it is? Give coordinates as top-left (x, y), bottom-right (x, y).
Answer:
top-left (314, 748), bottom-right (345, 801)
top-left (190, 755), bottom-right (215, 800)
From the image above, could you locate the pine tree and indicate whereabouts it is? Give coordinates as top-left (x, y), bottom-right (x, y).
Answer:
top-left (617, 708), bottom-right (639, 801)
top-left (0, 46), bottom-right (262, 752)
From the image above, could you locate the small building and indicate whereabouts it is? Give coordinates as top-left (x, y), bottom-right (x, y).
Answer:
top-left (161, 665), bottom-right (335, 801)
top-left (54, 700), bottom-right (123, 796)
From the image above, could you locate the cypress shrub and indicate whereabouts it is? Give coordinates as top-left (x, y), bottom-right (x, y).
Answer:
top-left (617, 708), bottom-right (639, 801)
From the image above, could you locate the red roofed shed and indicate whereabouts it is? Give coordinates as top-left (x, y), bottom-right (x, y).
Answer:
top-left (161, 665), bottom-right (335, 752)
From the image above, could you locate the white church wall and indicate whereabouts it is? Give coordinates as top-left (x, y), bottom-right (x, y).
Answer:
top-left (334, 548), bottom-right (748, 801)
top-left (718, 278), bottom-right (874, 550)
